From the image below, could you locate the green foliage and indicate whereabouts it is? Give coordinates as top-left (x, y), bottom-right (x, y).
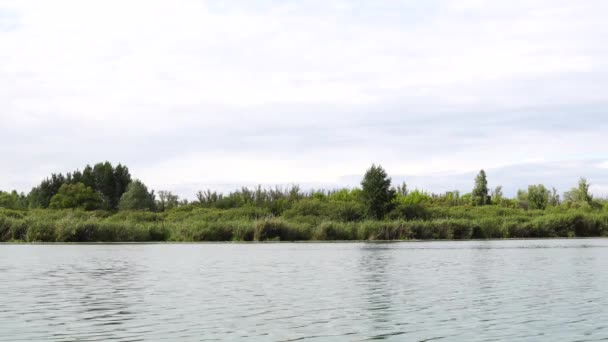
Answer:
top-left (491, 186), bottom-right (503, 205)
top-left (157, 191), bottom-right (180, 212)
top-left (118, 180), bottom-right (156, 211)
top-left (78, 162), bottom-right (132, 210)
top-left (360, 164), bottom-right (396, 219)
top-left (564, 178), bottom-right (593, 205)
top-left (395, 182), bottom-right (408, 196)
top-left (27, 162), bottom-right (131, 210)
top-left (4, 162), bottom-right (608, 242)
top-left (0, 190), bottom-right (28, 210)
top-left (49, 183), bottom-right (102, 210)
top-left (28, 173), bottom-right (66, 208)
top-left (527, 184), bottom-right (550, 210)
top-left (253, 218), bottom-right (311, 241)
top-left (327, 188), bottom-right (361, 202)
top-left (1, 206), bottom-right (607, 242)
top-left (387, 203), bottom-right (429, 220)
top-left (396, 190), bottom-right (431, 205)
top-left (471, 170), bottom-right (489, 206)
top-left (516, 189), bottom-right (529, 209)
top-left (283, 199), bottom-right (365, 222)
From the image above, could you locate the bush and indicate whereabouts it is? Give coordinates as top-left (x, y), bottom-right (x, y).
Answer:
top-left (0, 216), bottom-right (27, 241)
top-left (26, 220), bottom-right (56, 242)
top-left (313, 222), bottom-right (357, 240)
top-left (175, 222), bottom-right (234, 241)
top-left (387, 203), bottom-right (429, 220)
top-left (253, 219), bottom-right (310, 241)
top-left (357, 221), bottom-right (411, 240)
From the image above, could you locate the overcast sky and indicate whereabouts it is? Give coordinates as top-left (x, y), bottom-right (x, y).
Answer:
top-left (1, 0), bottom-right (607, 198)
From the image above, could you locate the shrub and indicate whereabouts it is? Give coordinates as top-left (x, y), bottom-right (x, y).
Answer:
top-left (26, 220), bottom-right (56, 242)
top-left (253, 219), bottom-right (310, 241)
top-left (313, 222), bottom-right (357, 240)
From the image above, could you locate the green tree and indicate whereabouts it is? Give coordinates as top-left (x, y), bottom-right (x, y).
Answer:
top-left (564, 178), bottom-right (593, 205)
top-left (548, 187), bottom-right (560, 206)
top-left (118, 180), bottom-right (156, 211)
top-left (395, 182), bottom-right (408, 196)
top-left (157, 190), bottom-right (179, 211)
top-left (82, 162), bottom-right (132, 210)
top-left (527, 184), bottom-right (550, 210)
top-left (471, 170), bottom-right (489, 206)
top-left (28, 173), bottom-right (67, 208)
top-left (49, 183), bottom-right (102, 210)
top-left (360, 164), bottom-right (396, 219)
top-left (27, 162), bottom-right (132, 210)
top-left (0, 190), bottom-right (28, 209)
top-left (491, 186), bottom-right (503, 205)
top-left (517, 189), bottom-right (529, 209)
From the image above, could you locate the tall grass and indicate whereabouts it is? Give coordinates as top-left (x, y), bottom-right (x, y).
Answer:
top-left (1, 206), bottom-right (607, 242)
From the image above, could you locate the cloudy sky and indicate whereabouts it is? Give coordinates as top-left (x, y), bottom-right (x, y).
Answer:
top-left (1, 0), bottom-right (607, 198)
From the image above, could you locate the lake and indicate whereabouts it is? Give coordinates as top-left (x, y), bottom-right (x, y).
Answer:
top-left (1, 240), bottom-right (607, 341)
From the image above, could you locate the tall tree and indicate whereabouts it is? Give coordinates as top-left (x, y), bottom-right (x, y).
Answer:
top-left (27, 162), bottom-right (132, 210)
top-left (360, 164), bottom-right (396, 219)
top-left (548, 187), bottom-right (561, 206)
top-left (395, 182), bottom-right (408, 197)
top-left (28, 173), bottom-right (67, 208)
top-left (74, 162), bottom-right (132, 210)
top-left (471, 170), bottom-right (489, 206)
top-left (564, 178), bottom-right (593, 205)
top-left (491, 186), bottom-right (503, 205)
top-left (527, 184), bottom-right (550, 210)
top-left (118, 180), bottom-right (156, 211)
top-left (157, 190), bottom-right (179, 212)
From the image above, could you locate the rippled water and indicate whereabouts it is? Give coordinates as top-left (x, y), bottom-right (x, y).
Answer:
top-left (1, 240), bottom-right (608, 341)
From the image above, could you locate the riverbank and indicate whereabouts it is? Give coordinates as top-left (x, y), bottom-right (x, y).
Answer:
top-left (2, 206), bottom-right (607, 242)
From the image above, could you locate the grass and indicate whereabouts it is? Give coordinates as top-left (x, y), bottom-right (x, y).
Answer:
top-left (1, 206), bottom-right (607, 242)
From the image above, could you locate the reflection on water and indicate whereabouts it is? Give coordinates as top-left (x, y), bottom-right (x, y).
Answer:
top-left (1, 240), bottom-right (608, 341)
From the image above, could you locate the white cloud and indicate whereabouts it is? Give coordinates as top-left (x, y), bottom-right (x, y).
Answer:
top-left (1, 0), bottom-right (608, 198)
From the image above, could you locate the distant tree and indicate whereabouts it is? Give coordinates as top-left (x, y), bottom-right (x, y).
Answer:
top-left (0, 190), bottom-right (28, 209)
top-left (471, 170), bottom-right (489, 206)
top-left (28, 173), bottom-right (67, 208)
top-left (49, 183), bottom-right (102, 210)
top-left (427, 190), bottom-right (460, 206)
top-left (517, 189), bottom-right (529, 209)
top-left (118, 180), bottom-right (156, 211)
top-left (83, 162), bottom-right (132, 210)
top-left (360, 164), bottom-right (396, 219)
top-left (395, 182), bottom-right (408, 197)
top-left (548, 187), bottom-right (561, 206)
top-left (491, 186), bottom-right (503, 205)
top-left (196, 189), bottom-right (223, 207)
top-left (564, 178), bottom-right (593, 205)
top-left (157, 190), bottom-right (179, 211)
top-left (27, 162), bottom-right (131, 210)
top-left (527, 184), bottom-right (550, 210)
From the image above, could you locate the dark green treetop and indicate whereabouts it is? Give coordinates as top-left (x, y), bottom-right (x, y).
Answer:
top-left (118, 180), bottom-right (156, 211)
top-left (472, 170), bottom-right (489, 206)
top-left (49, 183), bottom-right (102, 211)
top-left (360, 164), bottom-right (396, 219)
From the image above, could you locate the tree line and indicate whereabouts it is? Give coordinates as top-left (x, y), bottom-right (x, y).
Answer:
top-left (0, 162), bottom-right (605, 219)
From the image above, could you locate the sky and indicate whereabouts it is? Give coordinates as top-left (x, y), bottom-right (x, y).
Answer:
top-left (1, 0), bottom-right (608, 199)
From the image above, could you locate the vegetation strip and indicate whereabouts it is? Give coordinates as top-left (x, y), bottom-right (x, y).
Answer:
top-left (1, 162), bottom-right (607, 242)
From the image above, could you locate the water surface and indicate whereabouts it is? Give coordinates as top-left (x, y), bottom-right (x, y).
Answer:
top-left (1, 239), bottom-right (607, 341)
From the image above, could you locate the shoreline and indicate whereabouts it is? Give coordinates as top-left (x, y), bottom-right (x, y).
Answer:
top-left (2, 236), bottom-right (607, 245)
